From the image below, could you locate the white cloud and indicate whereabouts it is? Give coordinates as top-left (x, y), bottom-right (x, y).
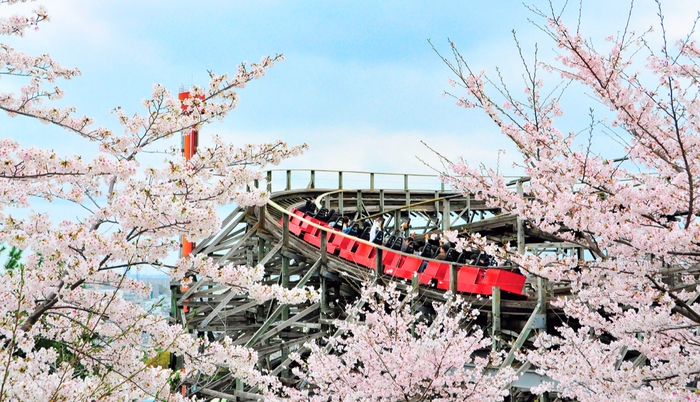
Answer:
top-left (210, 125), bottom-right (522, 177)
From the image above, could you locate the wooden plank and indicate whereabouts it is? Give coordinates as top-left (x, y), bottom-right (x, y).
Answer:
top-left (244, 303), bottom-right (320, 346)
top-left (216, 222), bottom-right (259, 264)
top-left (198, 289), bottom-right (241, 329)
top-left (492, 286), bottom-right (501, 351)
top-left (195, 210), bottom-right (246, 255)
top-left (259, 241), bottom-right (283, 266)
top-left (243, 257), bottom-right (322, 347)
top-left (214, 300), bottom-right (258, 320)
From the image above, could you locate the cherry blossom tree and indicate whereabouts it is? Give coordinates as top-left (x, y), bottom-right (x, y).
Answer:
top-left (287, 284), bottom-right (515, 402)
top-left (435, 1), bottom-right (700, 400)
top-left (0, 2), bottom-right (313, 401)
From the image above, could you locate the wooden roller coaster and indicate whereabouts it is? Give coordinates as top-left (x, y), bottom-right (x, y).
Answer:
top-left (171, 169), bottom-right (581, 401)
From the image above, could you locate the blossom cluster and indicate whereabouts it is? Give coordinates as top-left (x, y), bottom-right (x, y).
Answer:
top-left (439, 4), bottom-right (700, 400)
top-left (286, 284), bottom-right (515, 401)
top-left (177, 255), bottom-right (320, 305)
top-left (0, 2), bottom-right (309, 401)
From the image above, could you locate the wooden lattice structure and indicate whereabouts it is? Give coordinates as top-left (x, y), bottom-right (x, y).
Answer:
top-left (171, 170), bottom-right (579, 401)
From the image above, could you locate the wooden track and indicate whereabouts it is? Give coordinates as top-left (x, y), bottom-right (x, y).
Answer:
top-left (172, 171), bottom-right (575, 401)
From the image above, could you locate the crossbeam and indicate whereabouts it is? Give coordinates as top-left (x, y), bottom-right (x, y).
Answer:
top-left (244, 257), bottom-right (322, 347)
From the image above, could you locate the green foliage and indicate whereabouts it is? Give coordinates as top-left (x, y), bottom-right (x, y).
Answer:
top-left (145, 350), bottom-right (171, 369)
top-left (0, 245), bottom-right (23, 272)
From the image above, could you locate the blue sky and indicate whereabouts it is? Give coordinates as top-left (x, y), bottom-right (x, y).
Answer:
top-left (2, 1), bottom-right (697, 275)
top-left (3, 0), bottom-right (698, 177)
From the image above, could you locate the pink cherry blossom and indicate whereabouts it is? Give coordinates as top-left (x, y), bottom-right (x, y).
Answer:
top-left (436, 3), bottom-right (700, 400)
top-left (287, 284), bottom-right (516, 401)
top-left (0, 3), bottom-right (310, 401)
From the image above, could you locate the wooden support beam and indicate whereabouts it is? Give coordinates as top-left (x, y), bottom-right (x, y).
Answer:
top-left (320, 231), bottom-right (328, 267)
top-left (216, 222), bottom-right (259, 265)
top-left (394, 209), bottom-right (401, 236)
top-left (246, 243), bottom-right (254, 266)
top-left (466, 195), bottom-right (471, 223)
top-left (256, 303), bottom-right (320, 344)
top-left (320, 274), bottom-right (328, 330)
top-left (633, 353), bottom-right (647, 368)
top-left (500, 298), bottom-right (542, 369)
top-left (614, 345), bottom-right (628, 370)
top-left (204, 226), bottom-right (247, 252)
top-left (282, 214), bottom-right (289, 250)
top-left (259, 241), bottom-right (283, 266)
top-left (375, 248), bottom-right (384, 276)
top-left (258, 204), bottom-right (266, 232)
top-left (281, 256), bottom-right (290, 322)
top-left (221, 205), bottom-right (243, 227)
top-left (195, 210), bottom-right (246, 255)
top-left (257, 237), bottom-right (265, 262)
top-left (215, 300), bottom-right (258, 321)
top-left (235, 378), bottom-right (243, 397)
top-left (266, 171), bottom-right (272, 193)
top-left (450, 203), bottom-right (471, 227)
top-left (177, 279), bottom-right (205, 306)
top-left (357, 190), bottom-right (363, 216)
top-left (442, 198), bottom-right (451, 231)
top-left (449, 263), bottom-right (458, 294)
top-left (537, 276), bottom-right (547, 330)
top-left (244, 258), bottom-right (322, 347)
top-left (379, 189), bottom-right (385, 213)
top-left (198, 289), bottom-right (240, 329)
top-left (492, 286), bottom-right (501, 351)
top-left (279, 216), bottom-right (293, 330)
top-left (254, 332), bottom-right (324, 357)
top-left (338, 190), bottom-right (343, 214)
top-left (434, 191), bottom-right (440, 226)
